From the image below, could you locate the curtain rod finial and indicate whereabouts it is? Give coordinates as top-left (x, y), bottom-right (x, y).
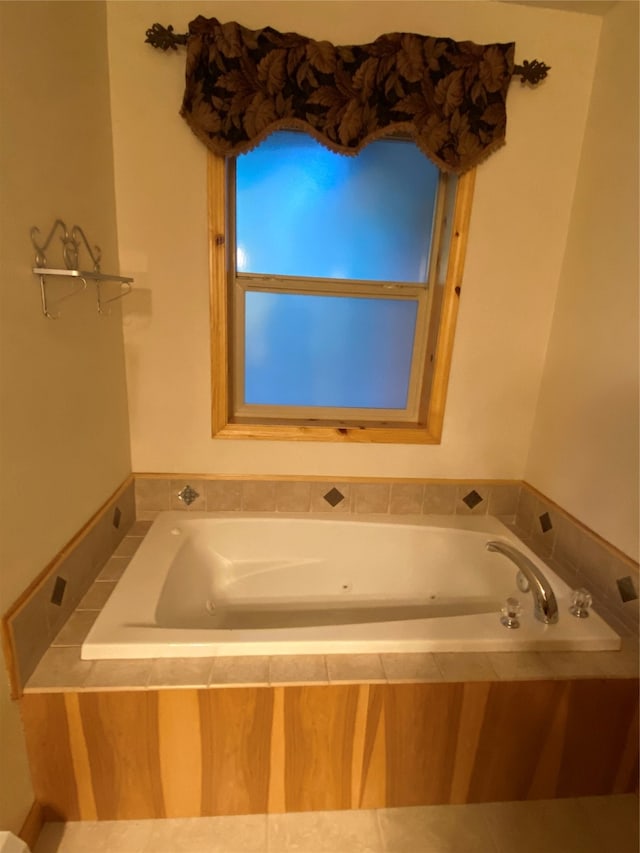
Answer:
top-left (145, 23), bottom-right (188, 51)
top-left (513, 59), bottom-right (551, 86)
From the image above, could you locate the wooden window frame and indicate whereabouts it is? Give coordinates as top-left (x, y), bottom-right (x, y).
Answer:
top-left (208, 152), bottom-right (476, 444)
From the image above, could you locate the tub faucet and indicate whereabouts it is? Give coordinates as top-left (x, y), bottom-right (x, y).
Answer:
top-left (486, 540), bottom-right (559, 624)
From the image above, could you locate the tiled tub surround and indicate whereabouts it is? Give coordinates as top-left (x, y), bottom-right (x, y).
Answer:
top-left (135, 476), bottom-right (639, 638)
top-left (6, 476), bottom-right (638, 695)
top-left (2, 477), bottom-right (136, 696)
top-left (25, 515), bottom-right (637, 690)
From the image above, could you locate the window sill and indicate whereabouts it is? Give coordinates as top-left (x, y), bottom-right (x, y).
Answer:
top-left (212, 422), bottom-right (442, 444)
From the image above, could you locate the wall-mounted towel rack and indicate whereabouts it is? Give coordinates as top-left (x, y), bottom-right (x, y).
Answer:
top-left (31, 219), bottom-right (133, 319)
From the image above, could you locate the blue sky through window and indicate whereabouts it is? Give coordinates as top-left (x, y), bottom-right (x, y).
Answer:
top-left (236, 132), bottom-right (439, 283)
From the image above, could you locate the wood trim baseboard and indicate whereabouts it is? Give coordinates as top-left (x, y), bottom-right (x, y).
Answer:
top-left (133, 472), bottom-right (522, 485)
top-left (18, 800), bottom-right (45, 850)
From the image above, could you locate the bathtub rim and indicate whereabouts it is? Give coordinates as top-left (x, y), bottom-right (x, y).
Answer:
top-left (81, 512), bottom-right (622, 660)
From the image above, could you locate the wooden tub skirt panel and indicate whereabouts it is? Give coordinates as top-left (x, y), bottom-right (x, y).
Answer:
top-left (20, 680), bottom-right (639, 821)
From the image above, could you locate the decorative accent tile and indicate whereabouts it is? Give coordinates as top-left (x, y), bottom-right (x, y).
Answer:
top-left (310, 483), bottom-right (351, 512)
top-left (323, 487), bottom-right (345, 508)
top-left (50, 576), bottom-right (67, 606)
top-left (462, 489), bottom-right (484, 510)
top-left (177, 484), bottom-right (200, 506)
top-left (617, 576), bottom-right (638, 603)
top-left (539, 511), bottom-right (553, 533)
top-left (170, 479), bottom-right (206, 511)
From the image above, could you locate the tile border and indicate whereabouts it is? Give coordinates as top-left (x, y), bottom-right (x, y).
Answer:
top-left (2, 475), bottom-right (135, 697)
top-left (8, 474), bottom-right (639, 696)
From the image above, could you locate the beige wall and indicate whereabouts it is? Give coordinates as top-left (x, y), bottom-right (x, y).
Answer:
top-left (0, 1), bottom-right (131, 832)
top-left (526, 1), bottom-right (639, 561)
top-left (107, 1), bottom-right (600, 479)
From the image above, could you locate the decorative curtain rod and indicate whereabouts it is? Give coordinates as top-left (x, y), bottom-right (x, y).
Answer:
top-left (144, 22), bottom-right (551, 85)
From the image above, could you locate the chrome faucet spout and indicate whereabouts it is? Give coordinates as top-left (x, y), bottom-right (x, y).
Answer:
top-left (486, 540), bottom-right (559, 625)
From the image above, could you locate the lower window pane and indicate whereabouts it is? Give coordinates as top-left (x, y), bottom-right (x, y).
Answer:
top-left (244, 292), bottom-right (417, 409)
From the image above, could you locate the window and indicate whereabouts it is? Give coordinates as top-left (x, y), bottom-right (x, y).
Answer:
top-left (208, 132), bottom-right (475, 443)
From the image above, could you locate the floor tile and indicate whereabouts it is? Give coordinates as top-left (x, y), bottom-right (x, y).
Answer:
top-left (269, 809), bottom-right (383, 852)
top-left (32, 797), bottom-right (639, 853)
top-left (377, 803), bottom-right (498, 853)
top-left (35, 819), bottom-right (153, 852)
top-left (483, 797), bottom-right (612, 853)
top-left (143, 815), bottom-right (267, 853)
top-left (577, 794), bottom-right (639, 853)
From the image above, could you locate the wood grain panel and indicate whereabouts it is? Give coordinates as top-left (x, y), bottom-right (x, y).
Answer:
top-left (358, 682), bottom-right (387, 809)
top-left (20, 692), bottom-right (80, 820)
top-left (468, 680), bottom-right (567, 802)
top-left (557, 679), bottom-right (639, 797)
top-left (381, 682), bottom-right (466, 806)
top-left (78, 691), bottom-right (165, 820)
top-left (268, 686), bottom-right (286, 813)
top-left (283, 685), bottom-right (360, 813)
top-left (199, 687), bottom-right (273, 816)
top-left (447, 681), bottom-right (492, 803)
top-left (20, 679), bottom-right (639, 821)
top-left (157, 689), bottom-right (202, 817)
top-left (64, 693), bottom-right (98, 820)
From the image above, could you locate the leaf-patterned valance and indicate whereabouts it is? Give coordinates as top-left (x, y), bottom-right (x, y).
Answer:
top-left (180, 16), bottom-right (515, 174)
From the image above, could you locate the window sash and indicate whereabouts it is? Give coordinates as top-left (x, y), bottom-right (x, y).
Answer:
top-left (232, 275), bottom-right (430, 423)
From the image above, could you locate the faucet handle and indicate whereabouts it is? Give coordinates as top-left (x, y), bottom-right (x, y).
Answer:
top-left (569, 587), bottom-right (592, 618)
top-left (500, 597), bottom-right (522, 629)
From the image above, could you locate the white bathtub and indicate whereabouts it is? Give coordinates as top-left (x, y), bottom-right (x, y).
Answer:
top-left (82, 513), bottom-right (620, 659)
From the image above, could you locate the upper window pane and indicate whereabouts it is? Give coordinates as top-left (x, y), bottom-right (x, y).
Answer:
top-left (236, 131), bottom-right (439, 283)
